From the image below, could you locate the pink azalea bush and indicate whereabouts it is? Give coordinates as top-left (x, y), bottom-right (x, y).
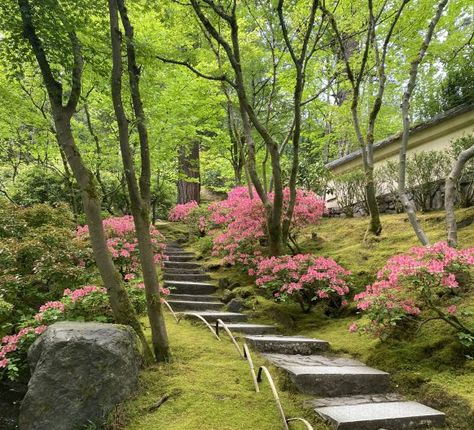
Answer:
top-left (352, 242), bottom-right (474, 345)
top-left (209, 187), bottom-right (325, 268)
top-left (77, 216), bottom-right (166, 280)
top-left (168, 201), bottom-right (199, 222)
top-left (0, 282), bottom-right (149, 380)
top-left (255, 254), bottom-right (350, 312)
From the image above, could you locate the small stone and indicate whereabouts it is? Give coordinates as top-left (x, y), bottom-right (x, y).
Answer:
top-left (227, 298), bottom-right (244, 313)
top-left (218, 278), bottom-right (231, 289)
top-left (221, 289), bottom-right (236, 303)
top-left (229, 282), bottom-right (241, 290)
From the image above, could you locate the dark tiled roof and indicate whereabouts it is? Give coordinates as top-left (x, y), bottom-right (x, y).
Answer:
top-left (326, 103), bottom-right (474, 170)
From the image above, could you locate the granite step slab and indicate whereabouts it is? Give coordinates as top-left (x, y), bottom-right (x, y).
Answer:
top-left (182, 311), bottom-right (248, 324)
top-left (314, 400), bottom-right (445, 430)
top-left (164, 261), bottom-right (202, 269)
top-left (164, 251), bottom-right (195, 257)
top-left (262, 353), bottom-right (391, 397)
top-left (167, 255), bottom-right (195, 262)
top-left (166, 300), bottom-right (224, 312)
top-left (219, 323), bottom-right (279, 335)
top-left (168, 294), bottom-right (221, 302)
top-left (164, 280), bottom-right (216, 295)
top-left (245, 335), bottom-right (329, 355)
top-left (164, 273), bottom-right (211, 282)
top-left (163, 267), bottom-right (205, 275)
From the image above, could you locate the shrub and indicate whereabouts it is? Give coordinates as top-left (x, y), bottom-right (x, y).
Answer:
top-left (406, 151), bottom-right (451, 211)
top-left (209, 187), bottom-right (325, 269)
top-left (451, 134), bottom-right (474, 207)
top-left (255, 254), bottom-right (350, 312)
top-left (168, 201), bottom-right (199, 222)
top-left (0, 204), bottom-right (93, 328)
top-left (331, 169), bottom-right (367, 217)
top-left (76, 215), bottom-right (166, 280)
top-left (351, 242), bottom-right (474, 346)
top-left (0, 282), bottom-right (149, 381)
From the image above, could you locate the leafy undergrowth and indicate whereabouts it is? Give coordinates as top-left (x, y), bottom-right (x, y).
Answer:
top-left (115, 315), bottom-right (321, 430)
top-left (183, 209), bottom-right (474, 430)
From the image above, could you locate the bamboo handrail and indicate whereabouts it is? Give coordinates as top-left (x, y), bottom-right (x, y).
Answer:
top-left (216, 319), bottom-right (244, 358)
top-left (257, 366), bottom-right (290, 430)
top-left (161, 299), bottom-right (180, 323)
top-left (243, 343), bottom-right (260, 393)
top-left (177, 312), bottom-right (221, 341)
top-left (286, 417), bottom-right (314, 429)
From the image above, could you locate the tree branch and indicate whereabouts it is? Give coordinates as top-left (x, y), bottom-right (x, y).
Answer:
top-left (155, 55), bottom-right (235, 87)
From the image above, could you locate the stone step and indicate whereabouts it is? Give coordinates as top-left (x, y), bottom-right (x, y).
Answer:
top-left (164, 261), bottom-right (202, 269)
top-left (167, 300), bottom-right (224, 312)
top-left (164, 273), bottom-right (211, 282)
top-left (164, 280), bottom-right (216, 295)
top-left (168, 294), bottom-right (221, 302)
top-left (163, 267), bottom-right (205, 275)
top-left (262, 353), bottom-right (391, 397)
top-left (165, 251), bottom-right (195, 256)
top-left (313, 399), bottom-right (445, 430)
top-left (167, 255), bottom-right (195, 262)
top-left (245, 335), bottom-right (329, 355)
top-left (182, 311), bottom-right (248, 324)
top-left (219, 323), bottom-right (279, 335)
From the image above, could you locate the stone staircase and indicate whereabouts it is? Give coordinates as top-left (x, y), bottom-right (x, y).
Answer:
top-left (162, 244), bottom-right (445, 430)
top-left (163, 244), bottom-right (278, 336)
top-left (246, 335), bottom-right (445, 429)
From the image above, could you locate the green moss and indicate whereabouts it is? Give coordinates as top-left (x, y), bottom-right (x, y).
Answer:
top-left (146, 210), bottom-right (474, 429)
top-left (118, 315), bottom-right (322, 430)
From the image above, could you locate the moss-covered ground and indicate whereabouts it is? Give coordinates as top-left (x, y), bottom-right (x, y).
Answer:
top-left (186, 208), bottom-right (474, 429)
top-left (115, 315), bottom-right (319, 430)
top-left (121, 209), bottom-right (474, 429)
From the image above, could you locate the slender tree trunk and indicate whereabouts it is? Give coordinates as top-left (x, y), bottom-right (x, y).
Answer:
top-left (445, 144), bottom-right (474, 247)
top-left (18, 0), bottom-right (152, 360)
top-left (112, 0), bottom-right (170, 361)
top-left (55, 115), bottom-right (153, 359)
top-left (177, 142), bottom-right (201, 204)
top-left (398, 0), bottom-right (448, 245)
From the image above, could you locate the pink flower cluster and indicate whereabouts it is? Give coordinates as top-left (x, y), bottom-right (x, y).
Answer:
top-left (77, 216), bottom-right (166, 280)
top-left (255, 254), bottom-right (350, 311)
top-left (352, 242), bottom-right (474, 337)
top-left (0, 325), bottom-right (47, 369)
top-left (208, 187), bottom-right (325, 268)
top-left (168, 201), bottom-right (199, 222)
top-left (64, 285), bottom-right (107, 302)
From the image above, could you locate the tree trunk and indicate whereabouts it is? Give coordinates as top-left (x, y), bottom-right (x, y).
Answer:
top-left (177, 142), bottom-right (201, 204)
top-left (112, 0), bottom-right (170, 361)
top-left (17, 0), bottom-right (152, 361)
top-left (398, 0), bottom-right (448, 246)
top-left (55, 112), bottom-right (154, 362)
top-left (445, 144), bottom-right (474, 247)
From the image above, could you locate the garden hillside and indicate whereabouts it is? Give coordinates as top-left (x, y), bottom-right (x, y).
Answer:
top-left (1, 0), bottom-right (474, 429)
top-left (169, 207), bottom-right (474, 429)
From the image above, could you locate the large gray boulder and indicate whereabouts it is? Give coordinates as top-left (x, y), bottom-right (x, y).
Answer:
top-left (19, 322), bottom-right (142, 430)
